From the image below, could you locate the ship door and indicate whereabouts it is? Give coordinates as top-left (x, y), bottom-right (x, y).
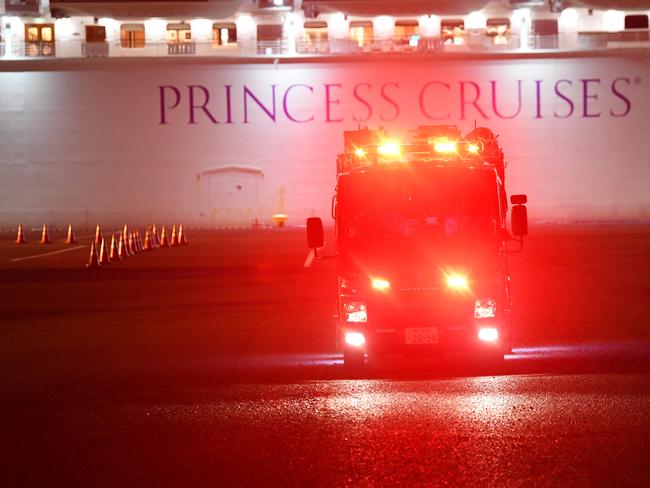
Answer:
top-left (199, 166), bottom-right (264, 225)
top-left (25, 23), bottom-right (55, 56)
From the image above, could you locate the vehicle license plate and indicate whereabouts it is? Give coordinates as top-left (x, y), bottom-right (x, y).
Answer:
top-left (405, 327), bottom-right (438, 344)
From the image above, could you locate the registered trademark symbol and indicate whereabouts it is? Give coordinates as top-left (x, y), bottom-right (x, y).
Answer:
top-left (633, 77), bottom-right (642, 84)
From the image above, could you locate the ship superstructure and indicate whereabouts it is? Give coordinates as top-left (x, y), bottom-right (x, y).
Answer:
top-left (0, 1), bottom-right (649, 59)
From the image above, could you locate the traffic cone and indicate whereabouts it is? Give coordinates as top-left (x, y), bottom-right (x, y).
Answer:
top-left (128, 231), bottom-right (136, 254)
top-left (15, 224), bottom-right (27, 244)
top-left (143, 228), bottom-right (153, 251)
top-left (151, 224), bottom-right (159, 247)
top-left (99, 238), bottom-right (111, 265)
top-left (171, 224), bottom-right (178, 246)
top-left (134, 230), bottom-right (141, 253)
top-left (109, 233), bottom-right (120, 260)
top-left (94, 224), bottom-right (103, 246)
top-left (86, 240), bottom-right (100, 268)
top-left (118, 231), bottom-right (128, 258)
top-left (123, 230), bottom-right (132, 256)
top-left (159, 225), bottom-right (169, 247)
top-left (39, 224), bottom-right (52, 245)
top-left (178, 224), bottom-right (188, 245)
top-left (65, 224), bottom-right (77, 244)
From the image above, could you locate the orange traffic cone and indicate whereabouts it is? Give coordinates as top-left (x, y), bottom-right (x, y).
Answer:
top-left (109, 233), bottom-right (120, 260)
top-left (143, 228), bottom-right (153, 251)
top-left (128, 231), bottom-right (136, 254)
top-left (123, 230), bottom-right (131, 256)
top-left (65, 224), bottom-right (77, 244)
top-left (178, 224), bottom-right (188, 245)
top-left (171, 224), bottom-right (178, 246)
top-left (151, 224), bottom-right (159, 248)
top-left (99, 238), bottom-right (111, 265)
top-left (15, 224), bottom-right (27, 244)
top-left (94, 224), bottom-right (103, 246)
top-left (134, 230), bottom-right (141, 253)
top-left (39, 224), bottom-right (52, 245)
top-left (159, 225), bottom-right (169, 247)
top-left (86, 240), bottom-right (100, 268)
top-left (118, 232), bottom-right (128, 258)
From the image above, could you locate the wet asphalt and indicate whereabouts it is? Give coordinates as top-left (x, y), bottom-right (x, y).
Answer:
top-left (1, 226), bottom-right (650, 486)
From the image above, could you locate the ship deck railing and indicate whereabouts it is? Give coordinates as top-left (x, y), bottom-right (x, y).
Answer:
top-left (1, 31), bottom-right (649, 61)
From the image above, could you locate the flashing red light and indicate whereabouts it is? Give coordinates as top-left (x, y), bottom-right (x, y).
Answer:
top-left (433, 140), bottom-right (457, 153)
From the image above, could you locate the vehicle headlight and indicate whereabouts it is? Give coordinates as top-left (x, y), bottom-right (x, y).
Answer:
top-left (474, 299), bottom-right (497, 319)
top-left (343, 302), bottom-right (367, 323)
top-left (345, 331), bottom-right (366, 347)
top-left (478, 327), bottom-right (499, 342)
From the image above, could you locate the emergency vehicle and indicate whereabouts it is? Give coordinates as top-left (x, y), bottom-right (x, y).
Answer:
top-left (307, 125), bottom-right (528, 370)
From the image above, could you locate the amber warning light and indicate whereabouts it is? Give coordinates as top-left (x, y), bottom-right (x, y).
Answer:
top-left (433, 140), bottom-right (457, 153)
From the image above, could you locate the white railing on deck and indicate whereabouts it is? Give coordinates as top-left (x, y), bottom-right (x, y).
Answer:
top-left (1, 31), bottom-right (649, 61)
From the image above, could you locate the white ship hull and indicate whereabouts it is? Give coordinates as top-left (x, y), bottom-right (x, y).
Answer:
top-left (0, 52), bottom-right (649, 227)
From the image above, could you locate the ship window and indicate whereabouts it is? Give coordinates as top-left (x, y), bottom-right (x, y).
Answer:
top-left (25, 23), bottom-right (55, 43)
top-left (166, 23), bottom-right (191, 43)
top-left (624, 14), bottom-right (649, 30)
top-left (85, 25), bottom-right (106, 43)
top-left (25, 23), bottom-right (55, 56)
top-left (257, 24), bottom-right (283, 41)
top-left (303, 21), bottom-right (327, 45)
top-left (532, 19), bottom-right (558, 49)
top-left (213, 22), bottom-right (236, 45)
top-left (349, 20), bottom-right (373, 47)
top-left (26, 26), bottom-right (39, 42)
top-left (395, 20), bottom-right (419, 41)
top-left (486, 18), bottom-right (510, 45)
top-left (533, 19), bottom-right (558, 35)
top-left (441, 19), bottom-right (464, 45)
top-left (120, 23), bottom-right (145, 49)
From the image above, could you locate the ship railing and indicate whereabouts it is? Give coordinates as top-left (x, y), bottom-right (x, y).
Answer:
top-left (256, 39), bottom-right (290, 55)
top-left (82, 42), bottom-right (109, 58)
top-left (167, 41), bottom-right (197, 56)
top-left (1, 32), bottom-right (649, 60)
top-left (20, 41), bottom-right (57, 57)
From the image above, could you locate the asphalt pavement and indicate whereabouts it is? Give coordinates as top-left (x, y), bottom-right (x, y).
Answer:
top-left (1, 225), bottom-right (650, 486)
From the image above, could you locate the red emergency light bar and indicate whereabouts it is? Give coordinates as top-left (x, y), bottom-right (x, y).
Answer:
top-left (338, 125), bottom-right (499, 176)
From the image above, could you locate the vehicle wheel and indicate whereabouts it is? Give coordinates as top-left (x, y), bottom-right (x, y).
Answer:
top-left (343, 347), bottom-right (365, 372)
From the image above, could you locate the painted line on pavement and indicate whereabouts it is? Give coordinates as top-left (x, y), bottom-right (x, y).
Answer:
top-left (303, 249), bottom-right (315, 268)
top-left (11, 245), bottom-right (86, 262)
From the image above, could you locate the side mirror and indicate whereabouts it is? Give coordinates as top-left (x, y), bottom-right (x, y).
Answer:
top-left (306, 217), bottom-right (324, 249)
top-left (511, 201), bottom-right (528, 237)
top-left (510, 194), bottom-right (527, 205)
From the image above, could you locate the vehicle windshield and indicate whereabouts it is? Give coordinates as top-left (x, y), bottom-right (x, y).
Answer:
top-left (339, 166), bottom-right (500, 250)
